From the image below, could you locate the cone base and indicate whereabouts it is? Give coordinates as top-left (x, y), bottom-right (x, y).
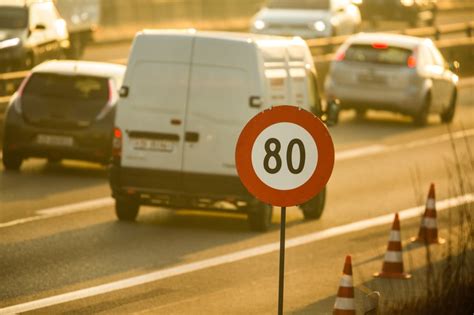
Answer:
top-left (373, 271), bottom-right (412, 279)
top-left (410, 236), bottom-right (446, 245)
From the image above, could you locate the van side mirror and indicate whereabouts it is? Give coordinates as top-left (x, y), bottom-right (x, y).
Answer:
top-left (324, 99), bottom-right (340, 126)
top-left (119, 86), bottom-right (129, 98)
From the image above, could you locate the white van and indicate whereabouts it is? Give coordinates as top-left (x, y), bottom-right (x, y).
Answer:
top-left (110, 30), bottom-right (330, 231)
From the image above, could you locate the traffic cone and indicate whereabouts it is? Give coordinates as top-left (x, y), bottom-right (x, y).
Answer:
top-left (411, 183), bottom-right (445, 245)
top-left (374, 213), bottom-right (412, 279)
top-left (334, 255), bottom-right (356, 315)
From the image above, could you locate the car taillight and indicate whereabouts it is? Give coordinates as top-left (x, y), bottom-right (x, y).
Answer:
top-left (372, 43), bottom-right (388, 49)
top-left (13, 73), bottom-right (32, 114)
top-left (407, 55), bottom-right (417, 68)
top-left (112, 127), bottom-right (122, 161)
top-left (334, 51), bottom-right (345, 61)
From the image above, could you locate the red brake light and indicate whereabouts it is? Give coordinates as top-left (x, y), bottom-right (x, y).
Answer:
top-left (334, 51), bottom-right (345, 61)
top-left (407, 55), bottom-right (417, 68)
top-left (112, 127), bottom-right (122, 160)
top-left (372, 43), bottom-right (388, 49)
top-left (17, 73), bottom-right (32, 97)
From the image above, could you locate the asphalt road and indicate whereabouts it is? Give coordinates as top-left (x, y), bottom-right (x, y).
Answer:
top-left (1, 9), bottom-right (474, 315)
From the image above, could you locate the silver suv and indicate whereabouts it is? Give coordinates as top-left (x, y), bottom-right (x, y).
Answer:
top-left (324, 33), bottom-right (458, 126)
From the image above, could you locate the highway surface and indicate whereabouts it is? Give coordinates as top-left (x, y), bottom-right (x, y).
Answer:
top-left (1, 8), bottom-right (473, 315)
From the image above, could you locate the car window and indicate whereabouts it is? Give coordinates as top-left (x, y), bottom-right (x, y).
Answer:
top-left (344, 44), bottom-right (413, 66)
top-left (267, 0), bottom-right (330, 10)
top-left (0, 7), bottom-right (28, 29)
top-left (429, 46), bottom-right (445, 67)
top-left (23, 73), bottom-right (109, 100)
top-left (418, 45), bottom-right (434, 67)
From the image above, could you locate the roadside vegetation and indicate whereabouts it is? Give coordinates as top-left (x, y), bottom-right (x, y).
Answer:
top-left (383, 124), bottom-right (474, 314)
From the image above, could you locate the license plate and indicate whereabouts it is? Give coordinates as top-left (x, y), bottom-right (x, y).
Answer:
top-left (358, 74), bottom-right (387, 84)
top-left (37, 134), bottom-right (74, 146)
top-left (131, 138), bottom-right (174, 152)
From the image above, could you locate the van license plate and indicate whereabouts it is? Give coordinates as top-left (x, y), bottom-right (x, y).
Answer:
top-left (132, 138), bottom-right (174, 152)
top-left (37, 134), bottom-right (74, 146)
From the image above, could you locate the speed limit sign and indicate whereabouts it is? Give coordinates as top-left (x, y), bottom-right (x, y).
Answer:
top-left (235, 105), bottom-right (334, 207)
top-left (236, 105), bottom-right (335, 315)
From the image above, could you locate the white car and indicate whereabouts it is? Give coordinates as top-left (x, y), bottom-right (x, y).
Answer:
top-left (324, 33), bottom-right (459, 126)
top-left (250, 0), bottom-right (361, 38)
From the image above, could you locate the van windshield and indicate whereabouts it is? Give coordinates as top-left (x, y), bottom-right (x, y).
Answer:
top-left (267, 0), bottom-right (330, 10)
top-left (344, 44), bottom-right (413, 66)
top-left (0, 7), bottom-right (28, 29)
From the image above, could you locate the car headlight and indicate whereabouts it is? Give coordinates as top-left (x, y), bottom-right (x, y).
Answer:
top-left (254, 20), bottom-right (266, 30)
top-left (0, 37), bottom-right (21, 50)
top-left (313, 21), bottom-right (327, 32)
top-left (400, 0), bottom-right (414, 6)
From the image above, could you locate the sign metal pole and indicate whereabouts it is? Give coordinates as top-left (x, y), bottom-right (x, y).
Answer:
top-left (278, 206), bottom-right (286, 315)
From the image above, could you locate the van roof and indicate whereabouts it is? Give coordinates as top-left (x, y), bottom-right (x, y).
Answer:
top-left (32, 60), bottom-right (126, 78)
top-left (347, 33), bottom-right (430, 50)
top-left (140, 29), bottom-right (307, 47)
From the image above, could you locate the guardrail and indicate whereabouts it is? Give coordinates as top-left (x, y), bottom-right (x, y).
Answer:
top-left (307, 21), bottom-right (474, 54)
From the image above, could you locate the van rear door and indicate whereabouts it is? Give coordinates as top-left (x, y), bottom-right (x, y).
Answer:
top-left (182, 38), bottom-right (259, 195)
top-left (117, 35), bottom-right (193, 173)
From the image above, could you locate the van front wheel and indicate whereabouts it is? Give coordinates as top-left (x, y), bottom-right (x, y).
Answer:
top-left (115, 197), bottom-right (140, 221)
top-left (247, 202), bottom-right (273, 232)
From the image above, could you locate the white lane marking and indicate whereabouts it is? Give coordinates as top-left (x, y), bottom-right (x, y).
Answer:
top-left (0, 198), bottom-right (113, 229)
top-left (109, 58), bottom-right (127, 64)
top-left (335, 128), bottom-right (474, 161)
top-left (35, 197), bottom-right (114, 216)
top-left (0, 193), bottom-right (472, 314)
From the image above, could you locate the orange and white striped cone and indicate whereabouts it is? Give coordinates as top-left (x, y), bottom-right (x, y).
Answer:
top-left (334, 255), bottom-right (356, 315)
top-left (374, 213), bottom-right (412, 279)
top-left (411, 183), bottom-right (445, 245)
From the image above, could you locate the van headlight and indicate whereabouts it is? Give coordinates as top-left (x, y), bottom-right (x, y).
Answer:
top-left (0, 37), bottom-right (21, 50)
top-left (254, 20), bottom-right (266, 30)
top-left (400, 0), bottom-right (414, 6)
top-left (313, 21), bottom-right (327, 32)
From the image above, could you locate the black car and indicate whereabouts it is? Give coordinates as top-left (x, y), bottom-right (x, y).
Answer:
top-left (2, 60), bottom-right (125, 170)
top-left (0, 0), bottom-right (69, 72)
top-left (356, 0), bottom-right (437, 27)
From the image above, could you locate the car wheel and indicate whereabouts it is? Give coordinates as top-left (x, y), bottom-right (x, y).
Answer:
top-left (440, 90), bottom-right (457, 123)
top-left (115, 197), bottom-right (140, 221)
top-left (413, 94), bottom-right (431, 127)
top-left (2, 150), bottom-right (23, 171)
top-left (299, 187), bottom-right (326, 220)
top-left (247, 202), bottom-right (273, 232)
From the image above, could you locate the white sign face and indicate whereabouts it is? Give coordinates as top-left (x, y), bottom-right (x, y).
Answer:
top-left (251, 122), bottom-right (318, 190)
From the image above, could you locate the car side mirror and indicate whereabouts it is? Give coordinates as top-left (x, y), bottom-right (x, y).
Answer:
top-left (448, 60), bottom-right (460, 73)
top-left (33, 24), bottom-right (46, 31)
top-left (324, 99), bottom-right (340, 127)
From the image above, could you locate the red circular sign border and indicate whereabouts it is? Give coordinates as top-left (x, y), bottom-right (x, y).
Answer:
top-left (235, 105), bottom-right (335, 207)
